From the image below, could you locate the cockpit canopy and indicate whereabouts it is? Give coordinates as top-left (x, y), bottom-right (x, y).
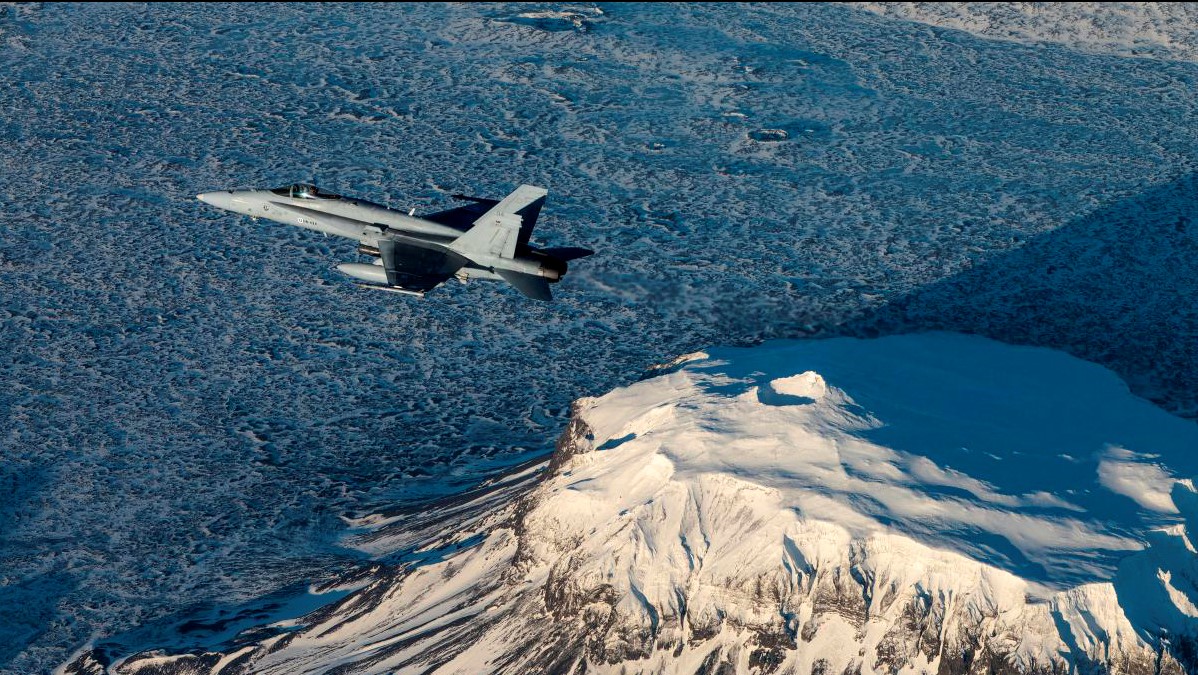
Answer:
top-left (270, 183), bottom-right (342, 200)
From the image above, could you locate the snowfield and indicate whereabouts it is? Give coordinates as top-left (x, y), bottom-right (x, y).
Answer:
top-left (81, 333), bottom-right (1198, 674)
top-left (852, 2), bottom-right (1198, 62)
top-left (2, 2), bottom-right (1196, 673)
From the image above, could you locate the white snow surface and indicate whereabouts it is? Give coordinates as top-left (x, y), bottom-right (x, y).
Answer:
top-left (767, 371), bottom-right (827, 400)
top-left (99, 333), bottom-right (1198, 674)
top-left (553, 332), bottom-right (1198, 587)
top-left (852, 2), bottom-right (1198, 62)
top-left (1097, 447), bottom-right (1180, 514)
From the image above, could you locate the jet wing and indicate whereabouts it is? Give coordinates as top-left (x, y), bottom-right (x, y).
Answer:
top-left (381, 270), bottom-right (453, 294)
top-left (420, 201), bottom-right (496, 230)
top-left (378, 238), bottom-right (465, 294)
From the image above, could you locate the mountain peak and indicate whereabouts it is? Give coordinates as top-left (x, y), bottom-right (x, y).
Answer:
top-left (78, 333), bottom-right (1198, 674)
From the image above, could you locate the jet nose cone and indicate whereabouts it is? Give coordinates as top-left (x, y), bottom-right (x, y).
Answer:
top-left (196, 191), bottom-right (232, 209)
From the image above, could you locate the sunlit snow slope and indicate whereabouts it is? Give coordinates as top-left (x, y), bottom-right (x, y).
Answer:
top-left (88, 333), bottom-right (1198, 674)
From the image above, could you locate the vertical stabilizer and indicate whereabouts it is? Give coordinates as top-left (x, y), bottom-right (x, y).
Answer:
top-left (450, 185), bottom-right (547, 259)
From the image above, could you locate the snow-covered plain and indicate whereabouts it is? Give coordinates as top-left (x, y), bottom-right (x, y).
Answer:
top-left (852, 3), bottom-right (1198, 62)
top-left (2, 3), bottom-right (1197, 673)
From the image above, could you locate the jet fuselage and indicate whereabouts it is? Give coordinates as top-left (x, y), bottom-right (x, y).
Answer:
top-left (197, 184), bottom-right (577, 299)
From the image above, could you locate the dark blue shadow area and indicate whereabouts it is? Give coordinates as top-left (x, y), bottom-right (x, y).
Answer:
top-left (597, 432), bottom-right (638, 451)
top-left (86, 582), bottom-right (355, 666)
top-left (756, 386), bottom-right (816, 407)
top-left (1114, 483), bottom-right (1198, 647)
top-left (0, 461), bottom-right (67, 667)
top-left (378, 531), bottom-right (488, 567)
top-left (845, 171), bottom-right (1198, 420)
top-left (0, 568), bottom-right (76, 667)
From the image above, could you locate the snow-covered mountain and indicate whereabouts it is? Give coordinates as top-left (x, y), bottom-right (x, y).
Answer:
top-left (70, 333), bottom-right (1198, 674)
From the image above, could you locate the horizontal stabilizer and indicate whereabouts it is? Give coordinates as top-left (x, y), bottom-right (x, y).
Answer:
top-left (540, 246), bottom-right (594, 262)
top-left (496, 269), bottom-right (552, 302)
top-left (450, 194), bottom-right (500, 207)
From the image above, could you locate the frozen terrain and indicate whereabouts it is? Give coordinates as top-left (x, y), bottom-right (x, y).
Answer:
top-left (1, 2), bottom-right (1196, 673)
top-left (77, 333), bottom-right (1198, 673)
top-left (853, 3), bottom-right (1198, 62)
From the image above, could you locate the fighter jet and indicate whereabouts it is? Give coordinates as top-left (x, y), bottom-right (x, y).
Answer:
top-left (196, 183), bottom-right (592, 301)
